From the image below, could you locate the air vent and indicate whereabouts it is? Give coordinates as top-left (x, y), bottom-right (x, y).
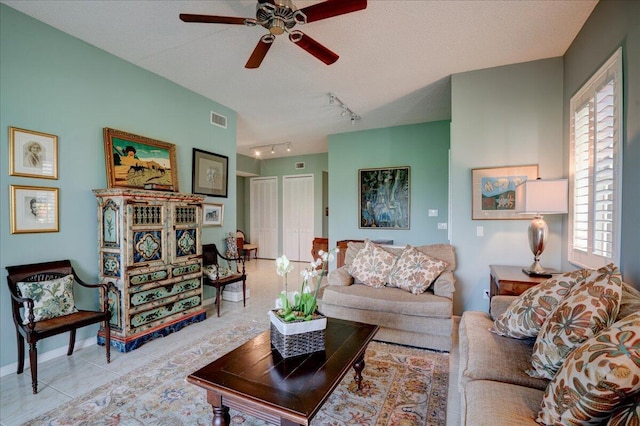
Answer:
top-left (295, 162), bottom-right (305, 169)
top-left (210, 111), bottom-right (227, 129)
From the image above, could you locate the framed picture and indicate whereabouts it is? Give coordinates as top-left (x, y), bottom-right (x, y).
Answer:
top-left (9, 127), bottom-right (58, 179)
top-left (471, 164), bottom-right (538, 220)
top-left (192, 148), bottom-right (228, 198)
top-left (359, 166), bottom-right (410, 229)
top-left (103, 128), bottom-right (179, 191)
top-left (10, 185), bottom-right (59, 234)
top-left (202, 203), bottom-right (224, 227)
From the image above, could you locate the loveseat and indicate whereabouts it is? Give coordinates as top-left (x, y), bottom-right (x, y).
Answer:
top-left (318, 240), bottom-right (456, 351)
top-left (459, 268), bottom-right (640, 426)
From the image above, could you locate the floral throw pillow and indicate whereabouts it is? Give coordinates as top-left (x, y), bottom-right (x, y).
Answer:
top-left (607, 400), bottom-right (640, 426)
top-left (349, 240), bottom-right (398, 288)
top-left (491, 269), bottom-right (592, 339)
top-left (17, 274), bottom-right (78, 324)
top-left (537, 312), bottom-right (640, 425)
top-left (527, 264), bottom-right (623, 380)
top-left (387, 245), bottom-right (448, 295)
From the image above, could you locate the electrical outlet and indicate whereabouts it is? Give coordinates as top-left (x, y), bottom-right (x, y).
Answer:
top-left (483, 289), bottom-right (490, 300)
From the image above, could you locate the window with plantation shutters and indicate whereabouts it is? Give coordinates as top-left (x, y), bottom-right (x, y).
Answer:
top-left (569, 48), bottom-right (622, 268)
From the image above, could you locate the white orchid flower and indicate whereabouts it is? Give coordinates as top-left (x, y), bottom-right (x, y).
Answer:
top-left (275, 255), bottom-right (294, 277)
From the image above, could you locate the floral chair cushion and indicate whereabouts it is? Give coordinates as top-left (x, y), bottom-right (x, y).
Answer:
top-left (17, 274), bottom-right (78, 324)
top-left (491, 269), bottom-right (593, 339)
top-left (387, 245), bottom-right (448, 295)
top-left (537, 312), bottom-right (640, 425)
top-left (203, 264), bottom-right (235, 280)
top-left (527, 264), bottom-right (623, 380)
top-left (348, 240), bottom-right (398, 288)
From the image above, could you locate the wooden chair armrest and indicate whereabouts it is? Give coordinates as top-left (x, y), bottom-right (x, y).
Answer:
top-left (70, 271), bottom-right (110, 314)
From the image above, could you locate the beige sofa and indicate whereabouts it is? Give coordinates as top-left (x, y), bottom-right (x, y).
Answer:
top-left (459, 282), bottom-right (640, 425)
top-left (318, 240), bottom-right (456, 351)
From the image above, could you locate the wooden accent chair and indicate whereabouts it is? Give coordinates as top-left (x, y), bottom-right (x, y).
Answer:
top-left (5, 260), bottom-right (111, 394)
top-left (236, 230), bottom-right (258, 260)
top-left (202, 244), bottom-right (247, 317)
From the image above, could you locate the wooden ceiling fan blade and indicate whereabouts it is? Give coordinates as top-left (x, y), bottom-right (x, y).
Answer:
top-left (179, 14), bottom-right (248, 25)
top-left (298, 0), bottom-right (367, 23)
top-left (245, 37), bottom-right (274, 69)
top-left (289, 31), bottom-right (338, 65)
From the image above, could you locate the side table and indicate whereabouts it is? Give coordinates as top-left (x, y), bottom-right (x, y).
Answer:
top-left (489, 265), bottom-right (560, 300)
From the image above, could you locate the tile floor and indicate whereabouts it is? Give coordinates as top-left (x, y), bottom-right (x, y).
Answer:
top-left (0, 258), bottom-right (461, 426)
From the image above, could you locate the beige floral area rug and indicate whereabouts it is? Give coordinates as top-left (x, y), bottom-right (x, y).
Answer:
top-left (24, 322), bottom-right (449, 426)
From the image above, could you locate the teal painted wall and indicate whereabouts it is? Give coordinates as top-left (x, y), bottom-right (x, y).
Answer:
top-left (0, 5), bottom-right (237, 370)
top-left (328, 121), bottom-right (450, 249)
top-left (258, 153), bottom-right (328, 255)
top-left (450, 58), bottom-right (564, 315)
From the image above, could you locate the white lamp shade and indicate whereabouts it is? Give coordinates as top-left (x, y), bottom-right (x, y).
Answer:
top-left (515, 179), bottom-right (568, 214)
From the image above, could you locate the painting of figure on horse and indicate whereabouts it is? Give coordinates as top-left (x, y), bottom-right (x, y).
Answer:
top-left (104, 128), bottom-right (178, 191)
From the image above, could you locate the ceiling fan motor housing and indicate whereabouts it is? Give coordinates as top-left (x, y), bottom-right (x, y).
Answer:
top-left (257, 0), bottom-right (299, 35)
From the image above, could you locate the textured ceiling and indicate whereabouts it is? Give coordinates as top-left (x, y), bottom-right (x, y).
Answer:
top-left (2, 0), bottom-right (597, 158)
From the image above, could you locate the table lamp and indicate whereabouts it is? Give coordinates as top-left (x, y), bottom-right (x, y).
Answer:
top-left (515, 178), bottom-right (568, 276)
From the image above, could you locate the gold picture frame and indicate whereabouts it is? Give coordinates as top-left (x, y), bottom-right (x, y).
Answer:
top-left (471, 164), bottom-right (538, 220)
top-left (9, 127), bottom-right (58, 179)
top-left (10, 185), bottom-right (59, 234)
top-left (103, 128), bottom-right (179, 191)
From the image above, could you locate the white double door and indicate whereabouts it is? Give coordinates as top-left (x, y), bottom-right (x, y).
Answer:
top-left (250, 177), bottom-right (278, 259)
top-left (283, 174), bottom-right (314, 262)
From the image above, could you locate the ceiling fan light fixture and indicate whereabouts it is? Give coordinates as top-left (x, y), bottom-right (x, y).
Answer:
top-left (269, 18), bottom-right (286, 35)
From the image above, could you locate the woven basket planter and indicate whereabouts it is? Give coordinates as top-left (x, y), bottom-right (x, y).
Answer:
top-left (269, 310), bottom-right (327, 358)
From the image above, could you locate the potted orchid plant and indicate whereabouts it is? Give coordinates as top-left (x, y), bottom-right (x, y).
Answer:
top-left (273, 247), bottom-right (338, 322)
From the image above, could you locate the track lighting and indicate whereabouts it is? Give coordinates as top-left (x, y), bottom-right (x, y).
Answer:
top-left (249, 141), bottom-right (293, 157)
top-left (327, 92), bottom-right (361, 124)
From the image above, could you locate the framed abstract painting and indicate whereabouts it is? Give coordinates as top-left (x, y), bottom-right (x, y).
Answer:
top-left (359, 166), bottom-right (410, 229)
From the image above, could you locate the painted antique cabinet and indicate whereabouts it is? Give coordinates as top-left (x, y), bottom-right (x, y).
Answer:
top-left (93, 188), bottom-right (206, 352)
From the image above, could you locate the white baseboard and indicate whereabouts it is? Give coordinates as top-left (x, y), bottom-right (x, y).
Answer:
top-left (0, 335), bottom-right (96, 378)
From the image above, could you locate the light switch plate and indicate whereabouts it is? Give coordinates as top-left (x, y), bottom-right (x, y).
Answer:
top-left (428, 209), bottom-right (438, 217)
top-left (438, 222), bottom-right (447, 230)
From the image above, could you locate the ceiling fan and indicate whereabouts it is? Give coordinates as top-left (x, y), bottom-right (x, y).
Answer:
top-left (180, 0), bottom-right (367, 69)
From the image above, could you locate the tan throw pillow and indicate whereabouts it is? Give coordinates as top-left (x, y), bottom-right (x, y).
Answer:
top-left (537, 312), bottom-right (640, 425)
top-left (348, 240), bottom-right (398, 288)
top-left (527, 264), bottom-right (623, 380)
top-left (17, 274), bottom-right (78, 324)
top-left (387, 245), bottom-right (448, 295)
top-left (491, 269), bottom-right (593, 339)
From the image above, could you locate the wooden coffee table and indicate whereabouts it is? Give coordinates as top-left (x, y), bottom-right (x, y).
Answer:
top-left (187, 317), bottom-right (379, 426)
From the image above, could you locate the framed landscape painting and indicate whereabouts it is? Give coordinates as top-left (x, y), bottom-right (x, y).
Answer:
top-left (103, 128), bottom-right (179, 191)
top-left (202, 203), bottom-right (224, 227)
top-left (192, 148), bottom-right (228, 198)
top-left (359, 166), bottom-right (410, 229)
top-left (471, 164), bottom-right (538, 220)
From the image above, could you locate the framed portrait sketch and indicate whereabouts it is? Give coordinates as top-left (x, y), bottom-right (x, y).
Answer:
top-left (103, 128), bottom-right (179, 191)
top-left (192, 148), bottom-right (228, 198)
top-left (10, 185), bottom-right (59, 234)
top-left (471, 164), bottom-right (538, 220)
top-left (359, 166), bottom-right (410, 229)
top-left (9, 127), bottom-right (58, 179)
top-left (202, 203), bottom-right (224, 227)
